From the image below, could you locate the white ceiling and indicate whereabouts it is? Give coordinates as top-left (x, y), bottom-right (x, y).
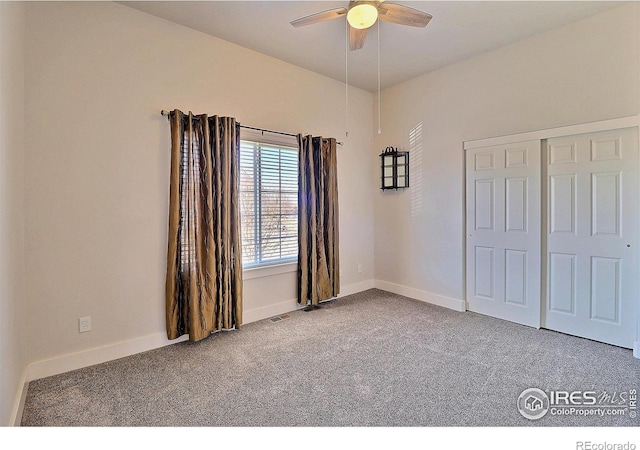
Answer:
top-left (121, 1), bottom-right (628, 92)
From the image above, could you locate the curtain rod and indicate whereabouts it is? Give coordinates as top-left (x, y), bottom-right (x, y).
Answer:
top-left (160, 110), bottom-right (343, 146)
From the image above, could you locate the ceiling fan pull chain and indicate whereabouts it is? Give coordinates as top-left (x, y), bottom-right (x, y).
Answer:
top-left (345, 17), bottom-right (349, 138)
top-left (377, 21), bottom-right (380, 134)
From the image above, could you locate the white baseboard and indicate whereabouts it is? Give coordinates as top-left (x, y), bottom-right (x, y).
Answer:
top-left (374, 279), bottom-right (466, 312)
top-left (243, 298), bottom-right (301, 324)
top-left (339, 279), bottom-right (375, 297)
top-left (24, 280), bottom-right (375, 383)
top-left (26, 332), bottom-right (189, 382)
top-left (243, 279), bottom-right (376, 322)
top-left (634, 341), bottom-right (640, 359)
top-left (9, 369), bottom-right (28, 426)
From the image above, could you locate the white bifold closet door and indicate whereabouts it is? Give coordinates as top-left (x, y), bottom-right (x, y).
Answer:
top-left (545, 128), bottom-right (639, 348)
top-left (466, 140), bottom-right (541, 328)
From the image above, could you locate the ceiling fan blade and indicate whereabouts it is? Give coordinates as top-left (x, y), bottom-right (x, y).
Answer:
top-left (378, 2), bottom-right (432, 27)
top-left (349, 25), bottom-right (368, 51)
top-left (290, 7), bottom-right (348, 27)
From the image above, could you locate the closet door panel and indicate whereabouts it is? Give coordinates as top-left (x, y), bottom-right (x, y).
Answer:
top-left (544, 128), bottom-right (638, 348)
top-left (466, 140), bottom-right (541, 328)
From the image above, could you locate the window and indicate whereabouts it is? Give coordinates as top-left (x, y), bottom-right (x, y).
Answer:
top-left (239, 132), bottom-right (298, 268)
top-left (179, 123), bottom-right (203, 271)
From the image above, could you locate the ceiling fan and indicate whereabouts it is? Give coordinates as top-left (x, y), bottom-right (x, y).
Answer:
top-left (290, 1), bottom-right (432, 50)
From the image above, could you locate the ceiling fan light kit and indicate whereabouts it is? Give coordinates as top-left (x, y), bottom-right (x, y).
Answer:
top-left (346, 2), bottom-right (379, 29)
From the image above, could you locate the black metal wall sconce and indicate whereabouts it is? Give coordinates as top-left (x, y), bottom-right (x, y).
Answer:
top-left (380, 146), bottom-right (409, 190)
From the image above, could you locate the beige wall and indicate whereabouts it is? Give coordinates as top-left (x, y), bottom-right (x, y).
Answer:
top-left (0, 1), bottom-right (27, 426)
top-left (24, 1), bottom-right (374, 365)
top-left (373, 4), bottom-right (640, 302)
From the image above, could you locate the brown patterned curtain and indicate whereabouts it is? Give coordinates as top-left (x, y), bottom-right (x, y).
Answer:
top-left (166, 110), bottom-right (243, 342)
top-left (297, 134), bottom-right (340, 306)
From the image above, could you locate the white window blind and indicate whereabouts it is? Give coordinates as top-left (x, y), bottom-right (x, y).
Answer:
top-left (179, 126), bottom-right (202, 272)
top-left (239, 132), bottom-right (299, 268)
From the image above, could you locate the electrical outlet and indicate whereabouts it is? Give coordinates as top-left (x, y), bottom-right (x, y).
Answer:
top-left (79, 316), bottom-right (91, 333)
top-left (357, 264), bottom-right (363, 273)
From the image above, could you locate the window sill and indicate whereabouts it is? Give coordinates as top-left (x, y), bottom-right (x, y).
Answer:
top-left (243, 261), bottom-right (297, 280)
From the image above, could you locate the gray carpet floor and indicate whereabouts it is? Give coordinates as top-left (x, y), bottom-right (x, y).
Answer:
top-left (20, 289), bottom-right (640, 427)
